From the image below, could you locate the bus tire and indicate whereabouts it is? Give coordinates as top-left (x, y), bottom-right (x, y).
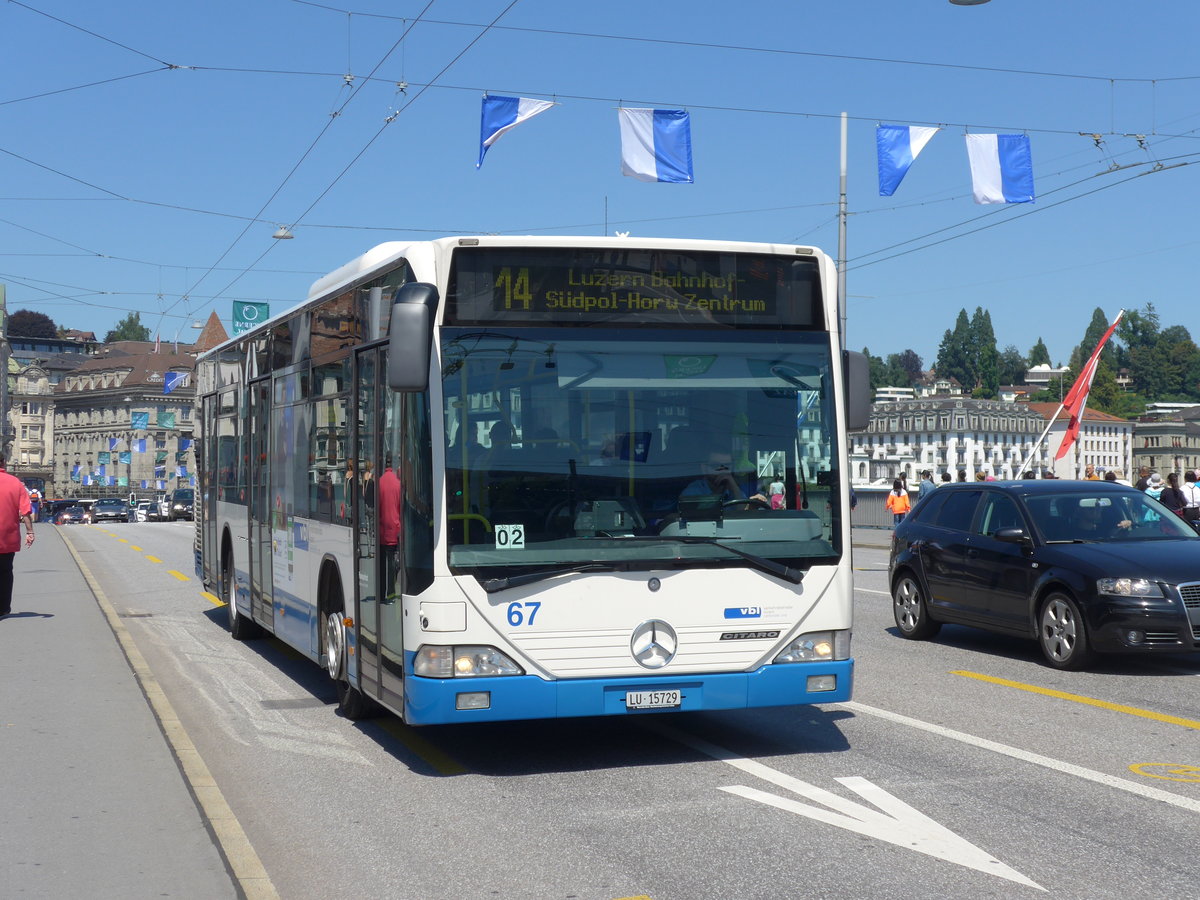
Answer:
top-left (321, 575), bottom-right (376, 721)
top-left (223, 540), bottom-right (261, 640)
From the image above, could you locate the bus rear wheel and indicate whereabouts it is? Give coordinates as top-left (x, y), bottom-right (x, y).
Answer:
top-left (321, 590), bottom-right (376, 721)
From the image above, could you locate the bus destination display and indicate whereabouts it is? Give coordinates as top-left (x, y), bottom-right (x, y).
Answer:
top-left (448, 247), bottom-right (823, 328)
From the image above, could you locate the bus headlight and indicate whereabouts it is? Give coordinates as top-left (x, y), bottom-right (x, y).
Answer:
top-left (773, 630), bottom-right (851, 663)
top-left (414, 645), bottom-right (524, 678)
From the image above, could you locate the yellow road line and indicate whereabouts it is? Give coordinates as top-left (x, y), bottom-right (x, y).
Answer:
top-left (202, 591), bottom-right (223, 607)
top-left (117, 538), bottom-right (129, 544)
top-left (60, 531), bottom-right (279, 900)
top-left (953, 670), bottom-right (1200, 730)
top-left (145, 555), bottom-right (161, 563)
top-left (167, 570), bottom-right (190, 582)
top-left (130, 545), bottom-right (143, 552)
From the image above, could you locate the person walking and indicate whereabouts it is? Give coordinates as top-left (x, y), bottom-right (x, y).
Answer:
top-left (885, 478), bottom-right (911, 526)
top-left (1159, 472), bottom-right (1187, 516)
top-left (1182, 471), bottom-right (1200, 524)
top-left (919, 470), bottom-right (937, 498)
top-left (0, 454), bottom-right (35, 618)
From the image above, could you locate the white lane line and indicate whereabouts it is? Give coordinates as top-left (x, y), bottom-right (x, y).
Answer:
top-left (856, 587), bottom-right (890, 595)
top-left (840, 700), bottom-right (1200, 815)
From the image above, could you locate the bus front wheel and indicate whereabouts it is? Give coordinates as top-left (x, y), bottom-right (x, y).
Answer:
top-left (321, 586), bottom-right (375, 721)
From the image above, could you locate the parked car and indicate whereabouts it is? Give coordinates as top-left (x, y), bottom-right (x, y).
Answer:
top-left (169, 488), bottom-right (194, 521)
top-left (888, 480), bottom-right (1200, 670)
top-left (90, 497), bottom-right (129, 524)
top-left (57, 505), bottom-right (87, 525)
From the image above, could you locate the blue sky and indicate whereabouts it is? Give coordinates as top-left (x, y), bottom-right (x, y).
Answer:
top-left (2, 0), bottom-right (1198, 368)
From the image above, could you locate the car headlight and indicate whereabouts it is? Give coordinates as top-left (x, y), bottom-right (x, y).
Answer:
top-left (773, 630), bottom-right (851, 663)
top-left (1096, 577), bottom-right (1164, 598)
top-left (413, 645), bottom-right (524, 678)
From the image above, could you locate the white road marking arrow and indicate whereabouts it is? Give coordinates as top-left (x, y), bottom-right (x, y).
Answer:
top-left (655, 724), bottom-right (1044, 891)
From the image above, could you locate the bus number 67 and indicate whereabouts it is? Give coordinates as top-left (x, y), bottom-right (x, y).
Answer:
top-left (507, 601), bottom-right (541, 627)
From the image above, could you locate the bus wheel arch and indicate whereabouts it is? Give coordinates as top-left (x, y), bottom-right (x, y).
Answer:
top-left (225, 527), bottom-right (261, 640)
top-left (319, 560), bottom-right (375, 720)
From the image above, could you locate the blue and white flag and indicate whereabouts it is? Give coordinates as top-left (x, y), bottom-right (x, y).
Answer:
top-left (618, 108), bottom-right (694, 183)
top-left (109, 438), bottom-right (119, 451)
top-left (163, 371), bottom-right (187, 395)
top-left (965, 134), bottom-right (1035, 204)
top-left (876, 125), bottom-right (939, 196)
top-left (477, 95), bottom-right (555, 169)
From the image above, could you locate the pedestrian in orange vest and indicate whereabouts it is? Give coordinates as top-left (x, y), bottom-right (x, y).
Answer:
top-left (886, 478), bottom-right (911, 526)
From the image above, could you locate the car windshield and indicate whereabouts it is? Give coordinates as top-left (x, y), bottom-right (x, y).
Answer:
top-left (1025, 491), bottom-right (1199, 542)
top-left (441, 327), bottom-right (846, 583)
top-left (96, 499), bottom-right (124, 509)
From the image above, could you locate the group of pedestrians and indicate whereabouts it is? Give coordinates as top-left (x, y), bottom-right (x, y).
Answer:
top-left (1138, 467), bottom-right (1200, 524)
top-left (882, 464), bottom-right (1200, 529)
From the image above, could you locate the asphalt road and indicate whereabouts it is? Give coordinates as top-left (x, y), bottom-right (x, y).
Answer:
top-left (24, 522), bottom-right (1200, 899)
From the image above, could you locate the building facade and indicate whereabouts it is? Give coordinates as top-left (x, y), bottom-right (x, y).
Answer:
top-left (850, 398), bottom-right (1052, 485)
top-left (1129, 405), bottom-right (1200, 479)
top-left (52, 342), bottom-right (198, 497)
top-left (1026, 403), bottom-right (1134, 480)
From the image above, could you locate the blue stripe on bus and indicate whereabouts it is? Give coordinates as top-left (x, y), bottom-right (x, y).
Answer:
top-left (401, 657), bottom-right (853, 726)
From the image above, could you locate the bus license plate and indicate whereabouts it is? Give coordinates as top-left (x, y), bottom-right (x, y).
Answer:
top-left (625, 689), bottom-right (681, 710)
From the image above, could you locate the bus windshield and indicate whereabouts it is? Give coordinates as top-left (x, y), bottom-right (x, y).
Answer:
top-left (442, 327), bottom-right (844, 582)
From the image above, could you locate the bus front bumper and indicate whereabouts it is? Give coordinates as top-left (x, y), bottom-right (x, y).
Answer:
top-left (401, 658), bottom-right (853, 726)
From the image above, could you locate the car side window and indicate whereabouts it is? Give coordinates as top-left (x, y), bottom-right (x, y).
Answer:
top-left (976, 494), bottom-right (1023, 537)
top-left (910, 489), bottom-right (949, 522)
top-left (932, 490), bottom-right (981, 532)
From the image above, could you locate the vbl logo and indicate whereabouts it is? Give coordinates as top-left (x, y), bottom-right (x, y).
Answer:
top-left (724, 606), bottom-right (762, 619)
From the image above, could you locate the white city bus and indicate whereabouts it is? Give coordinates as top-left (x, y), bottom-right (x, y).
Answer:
top-left (195, 236), bottom-right (870, 725)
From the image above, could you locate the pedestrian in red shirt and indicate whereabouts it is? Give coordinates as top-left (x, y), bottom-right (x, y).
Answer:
top-left (0, 455), bottom-right (35, 618)
top-left (378, 456), bottom-right (402, 596)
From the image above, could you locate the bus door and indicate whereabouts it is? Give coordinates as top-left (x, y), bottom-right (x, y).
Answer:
top-left (378, 368), bottom-right (407, 709)
top-left (248, 378), bottom-right (274, 630)
top-left (353, 348), bottom-right (381, 702)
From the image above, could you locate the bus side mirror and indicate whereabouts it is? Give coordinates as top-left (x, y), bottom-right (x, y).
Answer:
top-left (843, 350), bottom-right (870, 432)
top-left (387, 282), bottom-right (439, 391)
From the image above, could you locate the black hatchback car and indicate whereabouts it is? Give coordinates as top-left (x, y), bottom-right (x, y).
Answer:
top-left (888, 480), bottom-right (1200, 669)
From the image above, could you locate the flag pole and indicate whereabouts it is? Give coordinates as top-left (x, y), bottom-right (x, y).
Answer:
top-left (837, 112), bottom-right (848, 353)
top-left (1014, 404), bottom-right (1065, 478)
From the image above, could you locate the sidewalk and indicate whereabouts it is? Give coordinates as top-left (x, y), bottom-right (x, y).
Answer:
top-left (0, 525), bottom-right (237, 899)
top-left (851, 525), bottom-right (893, 550)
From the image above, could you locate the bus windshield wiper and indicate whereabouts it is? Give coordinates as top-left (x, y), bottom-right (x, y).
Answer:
top-left (481, 563), bottom-right (610, 593)
top-left (610, 536), bottom-right (805, 585)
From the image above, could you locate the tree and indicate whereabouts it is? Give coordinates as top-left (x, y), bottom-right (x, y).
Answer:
top-left (895, 349), bottom-right (923, 384)
top-left (970, 307), bottom-right (999, 397)
top-left (935, 310), bottom-right (973, 390)
top-left (104, 311), bottom-right (151, 343)
top-left (862, 347), bottom-right (887, 391)
top-left (997, 345), bottom-right (1028, 386)
top-left (1078, 307), bottom-right (1119, 370)
top-left (8, 309), bottom-right (58, 339)
top-left (1028, 337), bottom-right (1050, 367)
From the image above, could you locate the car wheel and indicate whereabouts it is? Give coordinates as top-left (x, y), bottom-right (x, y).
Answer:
top-left (1038, 592), bottom-right (1094, 670)
top-left (892, 572), bottom-right (941, 639)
